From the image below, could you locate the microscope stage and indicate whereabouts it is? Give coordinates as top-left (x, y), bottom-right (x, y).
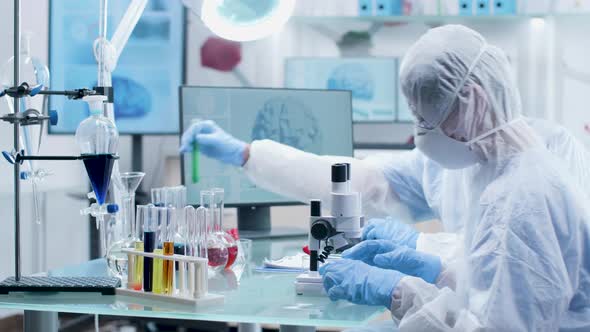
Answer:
top-left (295, 272), bottom-right (325, 296)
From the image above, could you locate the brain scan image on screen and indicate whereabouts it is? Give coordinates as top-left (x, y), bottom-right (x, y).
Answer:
top-left (285, 58), bottom-right (398, 122)
top-left (327, 63), bottom-right (375, 101)
top-left (90, 76), bottom-right (152, 119)
top-left (251, 97), bottom-right (323, 154)
top-left (49, 1), bottom-right (183, 134)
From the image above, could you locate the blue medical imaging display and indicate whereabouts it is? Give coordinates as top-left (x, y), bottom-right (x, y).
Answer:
top-left (251, 97), bottom-right (323, 154)
top-left (49, 0), bottom-right (184, 134)
top-left (285, 57), bottom-right (412, 123)
top-left (180, 87), bottom-right (354, 205)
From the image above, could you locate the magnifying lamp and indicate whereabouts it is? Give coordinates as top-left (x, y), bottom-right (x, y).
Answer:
top-left (200, 0), bottom-right (296, 42)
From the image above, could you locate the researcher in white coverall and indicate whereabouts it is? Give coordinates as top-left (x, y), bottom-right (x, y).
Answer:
top-left (181, 25), bottom-right (590, 331)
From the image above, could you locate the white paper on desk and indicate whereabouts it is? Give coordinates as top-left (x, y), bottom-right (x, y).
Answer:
top-left (263, 253), bottom-right (341, 270)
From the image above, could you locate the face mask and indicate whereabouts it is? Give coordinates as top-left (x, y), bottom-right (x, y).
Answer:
top-left (414, 118), bottom-right (523, 170)
top-left (414, 126), bottom-right (479, 169)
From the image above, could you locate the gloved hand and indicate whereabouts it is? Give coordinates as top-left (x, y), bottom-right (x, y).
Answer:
top-left (343, 240), bottom-right (442, 284)
top-left (319, 259), bottom-right (404, 307)
top-left (362, 218), bottom-right (419, 249)
top-left (179, 120), bottom-right (248, 166)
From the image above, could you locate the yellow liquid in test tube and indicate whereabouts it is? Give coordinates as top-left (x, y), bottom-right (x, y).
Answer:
top-left (163, 242), bottom-right (174, 295)
top-left (133, 242), bottom-right (144, 290)
top-left (153, 248), bottom-right (164, 294)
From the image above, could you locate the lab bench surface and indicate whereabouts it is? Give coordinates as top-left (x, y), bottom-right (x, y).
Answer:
top-left (0, 237), bottom-right (386, 332)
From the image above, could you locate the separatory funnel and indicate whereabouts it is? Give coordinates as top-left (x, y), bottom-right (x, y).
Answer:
top-left (76, 95), bottom-right (119, 256)
top-left (76, 95), bottom-right (118, 204)
top-left (0, 32), bottom-right (51, 225)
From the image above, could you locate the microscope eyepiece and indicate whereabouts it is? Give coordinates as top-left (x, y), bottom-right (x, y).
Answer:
top-left (331, 163), bottom-right (347, 183)
top-left (310, 200), bottom-right (321, 217)
top-left (344, 163), bottom-right (351, 180)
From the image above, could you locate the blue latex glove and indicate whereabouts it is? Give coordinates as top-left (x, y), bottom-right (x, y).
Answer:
top-left (319, 259), bottom-right (404, 307)
top-left (343, 240), bottom-right (442, 284)
top-left (362, 218), bottom-right (419, 249)
top-left (341, 239), bottom-right (398, 265)
top-left (179, 120), bottom-right (247, 166)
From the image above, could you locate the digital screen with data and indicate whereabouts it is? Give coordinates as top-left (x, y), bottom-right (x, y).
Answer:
top-left (180, 87), bottom-right (354, 206)
top-left (285, 57), bottom-right (412, 123)
top-left (49, 0), bottom-right (184, 134)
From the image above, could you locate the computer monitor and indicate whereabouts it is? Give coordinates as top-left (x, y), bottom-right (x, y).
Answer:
top-left (48, 0), bottom-right (185, 135)
top-left (285, 57), bottom-right (412, 123)
top-left (180, 86), bottom-right (354, 238)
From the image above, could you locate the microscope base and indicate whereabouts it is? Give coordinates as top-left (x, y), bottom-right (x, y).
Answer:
top-left (295, 273), bottom-right (325, 296)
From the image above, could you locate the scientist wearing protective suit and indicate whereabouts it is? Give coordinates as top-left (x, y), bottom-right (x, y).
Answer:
top-left (181, 25), bottom-right (590, 331)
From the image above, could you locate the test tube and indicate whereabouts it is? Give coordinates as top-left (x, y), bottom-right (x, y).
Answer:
top-left (186, 206), bottom-right (197, 295)
top-left (162, 207), bottom-right (175, 295)
top-left (192, 142), bottom-right (200, 183)
top-left (152, 207), bottom-right (169, 294)
top-left (151, 187), bottom-right (165, 207)
top-left (163, 186), bottom-right (174, 208)
top-left (196, 206), bottom-right (208, 260)
top-left (200, 190), bottom-right (214, 230)
top-left (211, 188), bottom-right (224, 232)
top-left (194, 206), bottom-right (209, 298)
top-left (130, 205), bottom-right (149, 291)
top-left (143, 205), bottom-right (157, 292)
top-left (167, 187), bottom-right (187, 270)
top-left (186, 206), bottom-right (198, 257)
top-left (176, 186), bottom-right (187, 209)
top-left (181, 205), bottom-right (196, 295)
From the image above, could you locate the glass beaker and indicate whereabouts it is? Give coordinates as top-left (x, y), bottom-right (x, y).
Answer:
top-left (212, 188), bottom-right (238, 269)
top-left (201, 190), bottom-right (228, 273)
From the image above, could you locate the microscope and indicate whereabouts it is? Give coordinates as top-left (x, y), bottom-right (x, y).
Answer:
top-left (295, 163), bottom-right (364, 296)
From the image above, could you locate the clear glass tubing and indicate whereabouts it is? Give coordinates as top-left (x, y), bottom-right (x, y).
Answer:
top-left (127, 204), bottom-right (208, 298)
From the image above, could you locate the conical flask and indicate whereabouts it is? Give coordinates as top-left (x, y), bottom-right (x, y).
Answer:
top-left (75, 95), bottom-right (119, 205)
top-left (0, 32), bottom-right (51, 225)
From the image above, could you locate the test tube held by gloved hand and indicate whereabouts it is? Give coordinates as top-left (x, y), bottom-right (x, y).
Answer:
top-left (192, 142), bottom-right (200, 183)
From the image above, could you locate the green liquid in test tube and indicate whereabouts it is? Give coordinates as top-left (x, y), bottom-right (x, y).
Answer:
top-left (192, 142), bottom-right (200, 183)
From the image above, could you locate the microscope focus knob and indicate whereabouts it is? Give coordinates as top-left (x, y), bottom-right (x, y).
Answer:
top-left (311, 219), bottom-right (334, 240)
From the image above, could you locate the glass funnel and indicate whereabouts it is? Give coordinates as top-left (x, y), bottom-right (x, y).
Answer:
top-left (201, 190), bottom-right (228, 273)
top-left (0, 32), bottom-right (51, 225)
top-left (106, 171), bottom-right (145, 278)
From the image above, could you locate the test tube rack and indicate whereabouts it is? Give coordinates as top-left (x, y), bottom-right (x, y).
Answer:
top-left (116, 249), bottom-right (224, 307)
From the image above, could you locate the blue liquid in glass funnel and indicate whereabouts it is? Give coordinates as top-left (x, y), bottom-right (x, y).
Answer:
top-left (83, 154), bottom-right (115, 205)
